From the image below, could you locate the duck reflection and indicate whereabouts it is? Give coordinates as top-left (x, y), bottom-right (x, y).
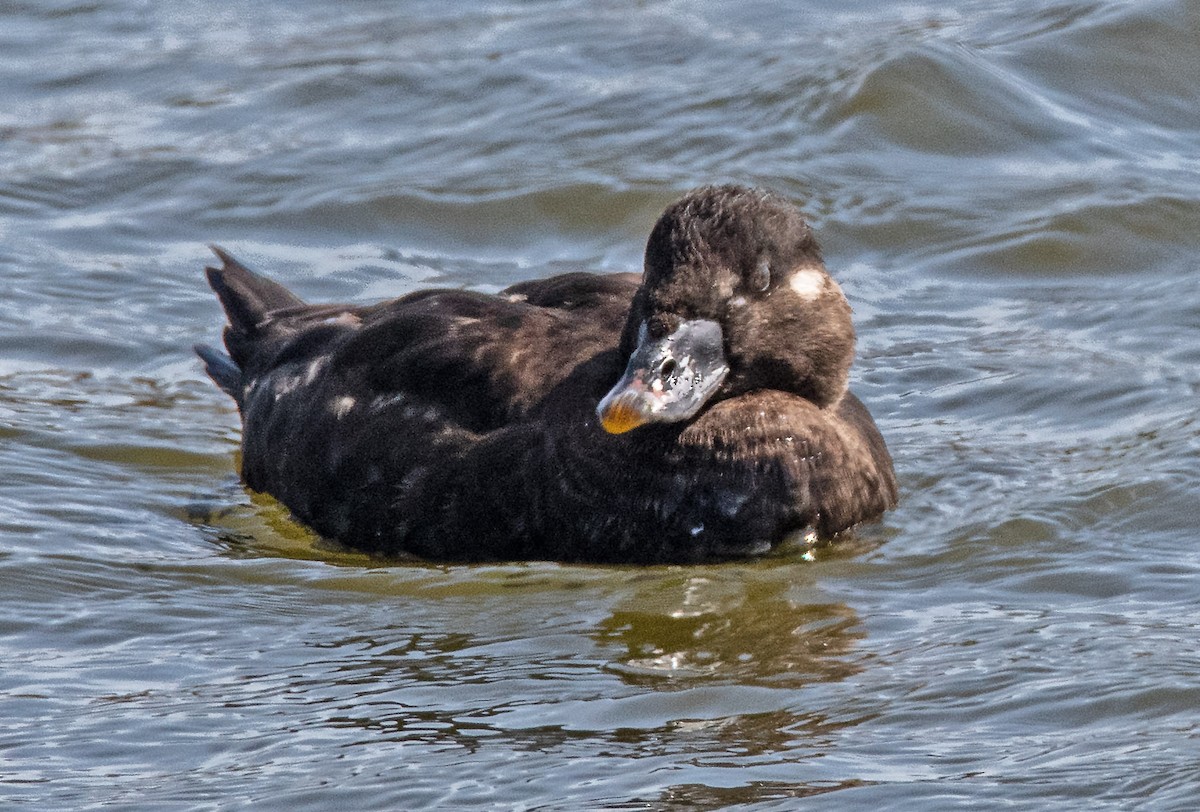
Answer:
top-left (594, 569), bottom-right (864, 688)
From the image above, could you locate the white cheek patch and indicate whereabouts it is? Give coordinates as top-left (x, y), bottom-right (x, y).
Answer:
top-left (788, 268), bottom-right (827, 300)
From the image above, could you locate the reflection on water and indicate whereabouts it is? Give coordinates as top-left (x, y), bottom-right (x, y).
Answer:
top-left (598, 574), bottom-right (863, 687)
top-left (191, 562), bottom-right (883, 809)
top-left (659, 778), bottom-right (874, 808)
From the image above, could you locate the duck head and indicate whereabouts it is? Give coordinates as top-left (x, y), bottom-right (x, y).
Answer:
top-left (597, 185), bottom-right (855, 434)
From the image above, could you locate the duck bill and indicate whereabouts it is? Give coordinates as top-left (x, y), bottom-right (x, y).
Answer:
top-left (596, 318), bottom-right (729, 434)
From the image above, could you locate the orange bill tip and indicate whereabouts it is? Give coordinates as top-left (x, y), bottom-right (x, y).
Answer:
top-left (598, 398), bottom-right (647, 434)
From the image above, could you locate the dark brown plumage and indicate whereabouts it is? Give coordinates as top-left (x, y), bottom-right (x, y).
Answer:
top-left (196, 185), bottom-right (897, 562)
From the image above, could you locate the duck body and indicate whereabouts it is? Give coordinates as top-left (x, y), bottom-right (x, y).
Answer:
top-left (197, 186), bottom-right (897, 563)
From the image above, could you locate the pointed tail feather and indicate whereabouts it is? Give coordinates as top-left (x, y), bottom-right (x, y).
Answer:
top-left (202, 245), bottom-right (310, 376)
top-left (204, 245), bottom-right (306, 336)
top-left (194, 342), bottom-right (242, 399)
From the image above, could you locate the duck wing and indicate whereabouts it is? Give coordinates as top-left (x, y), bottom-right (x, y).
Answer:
top-left (321, 271), bottom-right (638, 432)
top-left (198, 246), bottom-right (638, 428)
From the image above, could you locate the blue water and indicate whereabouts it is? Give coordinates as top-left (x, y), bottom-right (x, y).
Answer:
top-left (2, 1), bottom-right (1199, 809)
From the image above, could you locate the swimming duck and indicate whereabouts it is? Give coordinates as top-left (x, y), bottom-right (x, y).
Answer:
top-left (196, 185), bottom-right (897, 563)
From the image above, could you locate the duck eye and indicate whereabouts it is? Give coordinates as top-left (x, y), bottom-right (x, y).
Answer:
top-left (660, 358), bottom-right (678, 379)
top-left (752, 259), bottom-right (771, 292)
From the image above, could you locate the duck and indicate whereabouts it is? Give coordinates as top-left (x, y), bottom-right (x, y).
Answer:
top-left (195, 184), bottom-right (897, 563)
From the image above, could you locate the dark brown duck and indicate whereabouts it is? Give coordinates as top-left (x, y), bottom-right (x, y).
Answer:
top-left (196, 185), bottom-right (897, 563)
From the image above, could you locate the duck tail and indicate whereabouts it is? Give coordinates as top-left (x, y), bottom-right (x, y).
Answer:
top-left (194, 342), bottom-right (242, 399)
top-left (204, 245), bottom-right (306, 336)
top-left (198, 246), bottom-right (308, 400)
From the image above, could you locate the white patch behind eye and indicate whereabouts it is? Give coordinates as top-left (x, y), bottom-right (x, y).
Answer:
top-left (789, 268), bottom-right (826, 301)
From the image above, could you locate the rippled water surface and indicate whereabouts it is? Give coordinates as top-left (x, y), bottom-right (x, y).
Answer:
top-left (3, 1), bottom-right (1199, 809)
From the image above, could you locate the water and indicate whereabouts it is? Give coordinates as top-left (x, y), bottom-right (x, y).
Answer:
top-left (2, 0), bottom-right (1199, 808)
